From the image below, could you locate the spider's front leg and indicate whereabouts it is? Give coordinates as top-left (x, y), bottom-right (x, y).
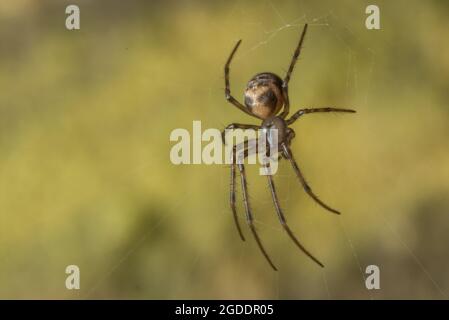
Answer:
top-left (237, 161), bottom-right (278, 271)
top-left (229, 140), bottom-right (257, 242)
top-left (263, 162), bottom-right (324, 267)
top-left (228, 140), bottom-right (277, 270)
top-left (281, 143), bottom-right (341, 214)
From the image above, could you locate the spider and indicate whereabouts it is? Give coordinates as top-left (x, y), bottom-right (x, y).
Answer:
top-left (222, 24), bottom-right (356, 270)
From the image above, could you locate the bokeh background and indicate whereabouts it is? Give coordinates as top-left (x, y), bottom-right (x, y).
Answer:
top-left (0, 0), bottom-right (448, 299)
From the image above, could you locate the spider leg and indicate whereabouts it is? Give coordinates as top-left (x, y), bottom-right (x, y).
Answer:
top-left (281, 143), bottom-right (341, 215)
top-left (227, 128), bottom-right (260, 240)
top-left (221, 123), bottom-right (260, 145)
top-left (279, 86), bottom-right (290, 119)
top-left (264, 164), bottom-right (324, 267)
top-left (230, 163), bottom-right (245, 241)
top-left (224, 40), bottom-right (261, 119)
top-left (279, 23), bottom-right (308, 119)
top-left (286, 107), bottom-right (356, 125)
top-left (237, 161), bottom-right (278, 271)
top-left (228, 139), bottom-right (258, 241)
top-left (283, 24), bottom-right (308, 86)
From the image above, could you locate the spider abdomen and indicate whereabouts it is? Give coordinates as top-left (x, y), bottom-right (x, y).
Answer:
top-left (244, 72), bottom-right (284, 119)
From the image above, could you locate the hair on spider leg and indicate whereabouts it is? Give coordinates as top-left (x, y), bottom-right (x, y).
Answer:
top-left (221, 23), bottom-right (355, 270)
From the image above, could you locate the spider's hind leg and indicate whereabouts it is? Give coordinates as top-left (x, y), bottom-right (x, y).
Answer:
top-left (224, 40), bottom-right (261, 119)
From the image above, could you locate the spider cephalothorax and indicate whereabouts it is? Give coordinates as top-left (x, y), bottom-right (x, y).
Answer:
top-left (222, 23), bottom-right (356, 271)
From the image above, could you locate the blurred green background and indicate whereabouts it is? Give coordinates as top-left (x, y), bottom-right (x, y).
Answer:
top-left (0, 0), bottom-right (448, 299)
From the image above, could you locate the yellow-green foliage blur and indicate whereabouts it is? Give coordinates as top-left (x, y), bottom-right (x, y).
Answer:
top-left (0, 0), bottom-right (448, 299)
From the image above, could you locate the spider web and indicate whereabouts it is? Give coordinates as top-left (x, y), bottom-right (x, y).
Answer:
top-left (82, 1), bottom-right (447, 300)
top-left (219, 3), bottom-right (372, 299)
top-left (214, 1), bottom-right (447, 299)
